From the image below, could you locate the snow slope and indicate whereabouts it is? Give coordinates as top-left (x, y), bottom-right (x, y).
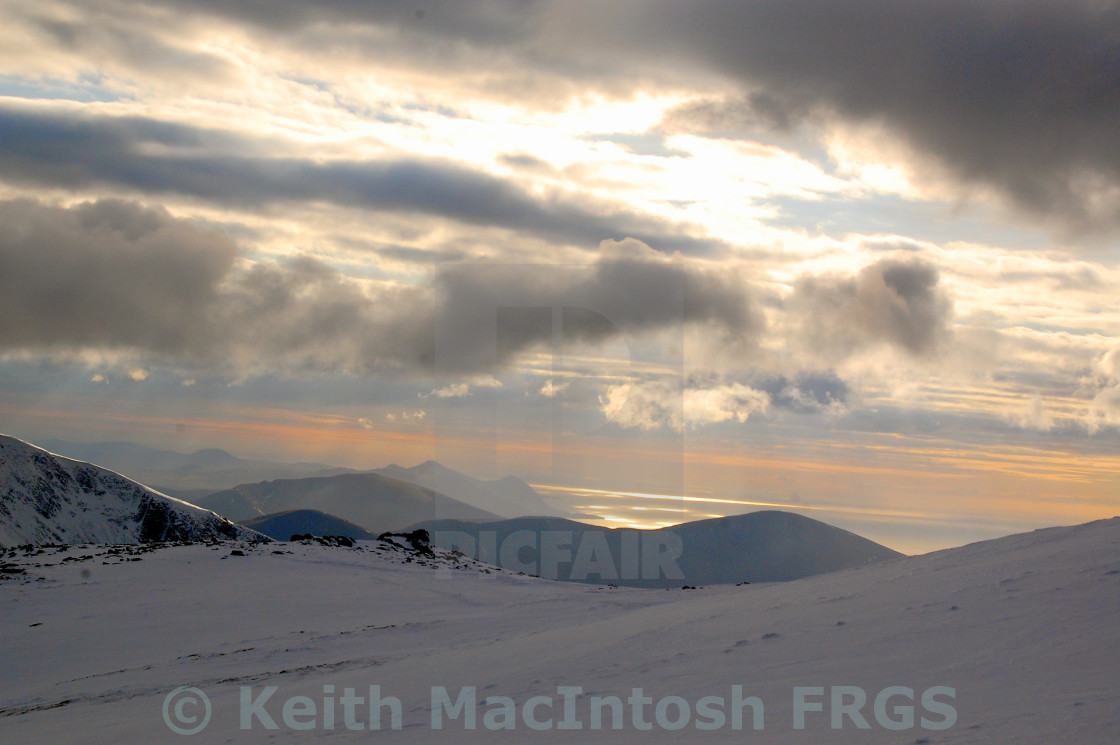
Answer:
top-left (0, 435), bottom-right (265, 547)
top-left (1, 517), bottom-right (1117, 743)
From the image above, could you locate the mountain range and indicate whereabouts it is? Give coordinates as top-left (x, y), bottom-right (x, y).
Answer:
top-left (2, 433), bottom-right (903, 587)
top-left (193, 472), bottom-right (502, 535)
top-left (40, 438), bottom-right (565, 520)
top-left (373, 460), bottom-right (557, 518)
top-left (37, 438), bottom-right (353, 495)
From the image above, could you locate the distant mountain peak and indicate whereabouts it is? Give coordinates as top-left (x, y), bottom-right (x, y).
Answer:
top-left (372, 460), bottom-right (556, 519)
top-left (194, 471), bottom-right (501, 534)
top-left (411, 460), bottom-right (454, 474)
top-left (185, 448), bottom-right (240, 467)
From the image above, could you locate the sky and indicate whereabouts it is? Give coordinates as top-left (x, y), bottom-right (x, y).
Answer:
top-left (0, 0), bottom-right (1118, 554)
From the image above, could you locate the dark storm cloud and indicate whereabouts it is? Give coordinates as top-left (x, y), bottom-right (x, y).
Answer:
top-left (0, 198), bottom-right (432, 372)
top-left (144, 0), bottom-right (1120, 228)
top-left (17, 2), bottom-right (238, 83)
top-left (0, 199), bottom-right (236, 353)
top-left (662, 94), bottom-right (812, 137)
top-left (633, 0), bottom-right (1120, 229)
top-left (431, 244), bottom-right (762, 372)
top-left (788, 258), bottom-right (954, 359)
top-left (0, 105), bottom-right (721, 256)
top-left (168, 0), bottom-right (539, 41)
top-left (0, 200), bottom-right (755, 375)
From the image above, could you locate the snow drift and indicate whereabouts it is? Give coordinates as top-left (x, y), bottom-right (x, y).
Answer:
top-left (1, 515), bottom-right (1117, 743)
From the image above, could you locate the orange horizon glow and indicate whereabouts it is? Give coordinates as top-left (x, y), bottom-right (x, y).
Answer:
top-left (3, 396), bottom-right (1116, 556)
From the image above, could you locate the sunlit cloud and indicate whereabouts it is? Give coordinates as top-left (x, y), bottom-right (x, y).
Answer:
top-left (422, 383), bottom-right (471, 399)
top-left (600, 380), bottom-right (771, 432)
top-left (538, 379), bottom-right (569, 398)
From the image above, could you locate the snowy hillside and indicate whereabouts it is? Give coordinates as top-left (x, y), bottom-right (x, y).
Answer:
top-left (0, 434), bottom-right (264, 547)
top-left (1, 517), bottom-right (1117, 743)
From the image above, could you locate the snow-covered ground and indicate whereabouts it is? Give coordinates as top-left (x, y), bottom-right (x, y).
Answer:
top-left (2, 518), bottom-right (1118, 743)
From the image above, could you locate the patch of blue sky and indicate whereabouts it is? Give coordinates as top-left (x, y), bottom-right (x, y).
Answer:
top-left (0, 74), bottom-right (130, 104)
top-left (279, 75), bottom-right (331, 93)
top-left (342, 99), bottom-right (414, 124)
top-left (1017, 322), bottom-right (1109, 336)
top-left (581, 131), bottom-right (692, 159)
top-left (401, 100), bottom-right (461, 119)
top-left (279, 75), bottom-right (413, 124)
top-left (761, 192), bottom-right (1052, 250)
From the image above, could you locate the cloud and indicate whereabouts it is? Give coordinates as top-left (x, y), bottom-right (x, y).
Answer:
top-left (374, 245), bottom-right (467, 265)
top-left (128, 369), bottom-right (149, 381)
top-left (754, 371), bottom-right (851, 414)
top-left (0, 200), bottom-right (762, 379)
top-left (662, 93), bottom-right (813, 138)
top-left (0, 104), bottom-right (723, 256)
top-left (1090, 386), bottom-right (1120, 433)
top-left (601, 380), bottom-right (770, 432)
top-left (8, 2), bottom-right (240, 86)
top-left (538, 379), bottom-right (569, 397)
top-left (378, 410), bottom-right (427, 424)
top-left (498, 153), bottom-right (555, 172)
top-left (12, 2), bottom-right (1120, 228)
top-left (684, 383), bottom-right (771, 427)
top-left (0, 197), bottom-right (432, 375)
top-left (432, 238), bottom-right (761, 373)
top-left (788, 257), bottom-right (953, 361)
top-left (1008, 395), bottom-right (1056, 432)
top-left (600, 381), bottom-right (673, 431)
top-left (626, 1), bottom-right (1120, 230)
top-left (420, 376), bottom-right (501, 399)
top-left (1088, 345), bottom-right (1120, 433)
top-left (422, 383), bottom-right (472, 399)
top-left (0, 197), bottom-right (237, 354)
